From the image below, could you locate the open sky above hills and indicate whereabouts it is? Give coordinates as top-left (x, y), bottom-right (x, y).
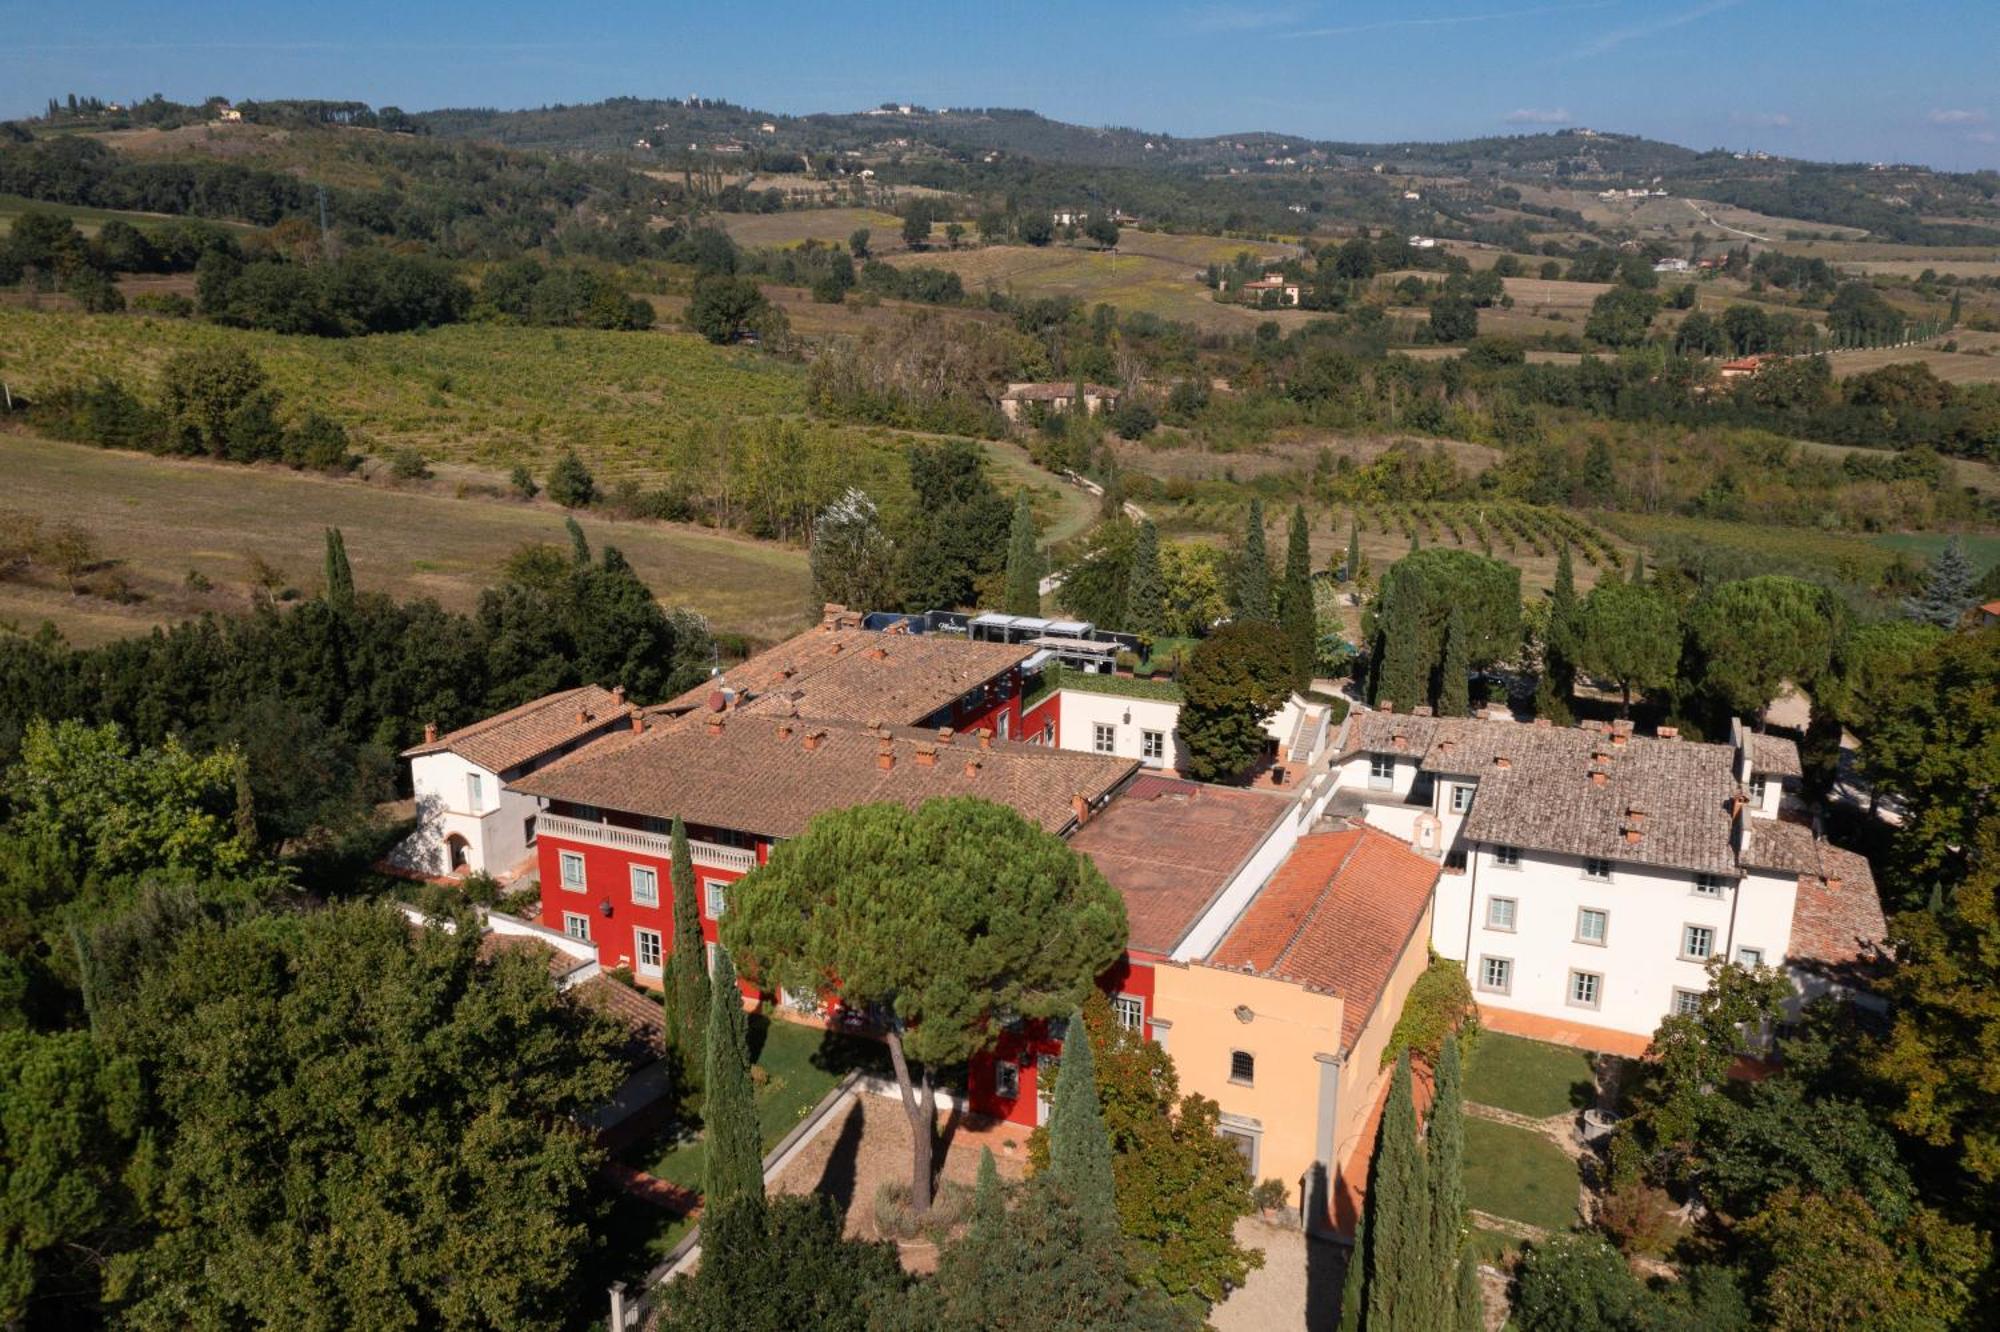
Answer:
top-left (7, 1), bottom-right (1998, 171)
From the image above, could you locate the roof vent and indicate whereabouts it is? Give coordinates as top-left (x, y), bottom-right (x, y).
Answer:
top-left (1412, 705), bottom-right (1434, 718)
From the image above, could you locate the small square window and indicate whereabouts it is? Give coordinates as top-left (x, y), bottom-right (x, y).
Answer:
top-left (630, 865), bottom-right (659, 907)
top-left (1486, 896), bottom-right (1517, 932)
top-left (1583, 857), bottom-right (1612, 883)
top-left (1450, 784), bottom-right (1474, 814)
top-left (994, 1060), bottom-right (1019, 1100)
top-left (1693, 874), bottom-right (1727, 898)
top-left (562, 912), bottom-right (591, 942)
top-left (705, 878), bottom-right (729, 918)
top-left (1568, 970), bottom-right (1602, 1010)
top-left (1682, 924), bottom-right (1715, 961)
top-left (559, 851), bottom-right (586, 891)
top-left (1112, 995), bottom-right (1145, 1031)
top-left (1577, 908), bottom-right (1609, 945)
top-left (1493, 845), bottom-right (1521, 869)
top-left (1672, 988), bottom-right (1703, 1017)
top-left (1736, 946), bottom-right (1764, 968)
top-left (1368, 755), bottom-right (1394, 790)
top-left (1479, 956), bottom-right (1513, 994)
top-left (1142, 730), bottom-right (1165, 762)
top-left (1229, 1050), bottom-right (1255, 1085)
top-left (1093, 723), bottom-right (1117, 755)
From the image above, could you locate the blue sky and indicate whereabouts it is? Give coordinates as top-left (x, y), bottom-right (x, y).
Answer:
top-left (5, 1), bottom-right (1996, 170)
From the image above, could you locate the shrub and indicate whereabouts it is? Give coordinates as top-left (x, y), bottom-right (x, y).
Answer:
top-left (1382, 952), bottom-right (1478, 1068)
top-left (131, 291), bottom-right (194, 318)
top-left (509, 463), bottom-right (539, 499)
top-left (545, 450), bottom-right (597, 508)
top-left (1596, 1180), bottom-right (1681, 1258)
top-left (387, 447), bottom-right (430, 480)
top-left (1109, 401), bottom-right (1158, 440)
top-left (872, 1178), bottom-right (972, 1242)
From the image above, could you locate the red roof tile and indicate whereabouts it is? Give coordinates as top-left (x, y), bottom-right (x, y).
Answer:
top-left (1209, 826), bottom-right (1438, 1052)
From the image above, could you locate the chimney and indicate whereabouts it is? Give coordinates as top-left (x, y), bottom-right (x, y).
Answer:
top-left (820, 603), bottom-right (846, 629)
top-left (1592, 747), bottom-right (1612, 765)
top-left (630, 712), bottom-right (646, 734)
top-left (1589, 767), bottom-right (1608, 787)
top-left (877, 749), bottom-right (895, 771)
top-left (915, 744), bottom-right (937, 767)
top-left (1533, 718), bottom-right (1552, 729)
top-left (936, 727), bottom-right (955, 745)
top-left (1392, 733), bottom-right (1408, 751)
top-left (423, 721), bottom-right (438, 744)
top-left (1438, 739), bottom-right (1455, 756)
top-left (1611, 730), bottom-right (1628, 748)
top-left (1071, 793), bottom-right (1090, 826)
top-left (866, 646), bottom-right (888, 661)
top-left (1624, 826), bottom-right (1643, 843)
top-left (828, 641), bottom-right (844, 655)
top-left (1656, 725), bottom-right (1679, 741)
top-left (1493, 755), bottom-right (1511, 769)
top-left (978, 728), bottom-right (994, 750)
top-left (1825, 875), bottom-right (1842, 894)
top-left (577, 708), bottom-right (591, 724)
top-left (803, 729), bottom-right (827, 751)
top-left (1413, 705), bottom-right (1434, 718)
top-left (963, 758), bottom-right (982, 778)
top-left (1729, 792), bottom-right (1746, 819)
top-left (706, 717), bottom-right (725, 737)
top-left (776, 721), bottom-right (794, 740)
top-left (1625, 803), bottom-right (1646, 823)
top-left (611, 684), bottom-right (626, 705)
top-left (1379, 700), bottom-right (1395, 714)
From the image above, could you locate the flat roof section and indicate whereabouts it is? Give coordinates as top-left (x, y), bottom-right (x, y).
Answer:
top-left (1070, 775), bottom-right (1293, 956)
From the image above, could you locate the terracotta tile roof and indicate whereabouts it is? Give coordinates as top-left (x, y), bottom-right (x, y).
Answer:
top-left (1208, 826), bottom-right (1438, 1052)
top-left (664, 625), bottom-right (1032, 730)
top-left (478, 929), bottom-right (593, 982)
top-left (1750, 733), bottom-right (1804, 778)
top-left (1343, 711), bottom-right (1755, 877)
top-left (402, 685), bottom-right (633, 773)
top-left (1787, 844), bottom-right (1888, 968)
top-left (574, 975), bottom-right (669, 1067)
top-left (512, 714), bottom-right (1137, 840)
top-left (1065, 776), bottom-right (1293, 955)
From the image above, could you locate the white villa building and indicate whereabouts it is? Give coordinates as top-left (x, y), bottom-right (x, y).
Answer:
top-left (396, 684), bottom-right (636, 877)
top-left (1330, 708), bottom-right (1884, 1048)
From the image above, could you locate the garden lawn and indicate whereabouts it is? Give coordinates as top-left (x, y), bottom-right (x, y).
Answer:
top-left (622, 1013), bottom-right (885, 1195)
top-left (1463, 1033), bottom-right (1599, 1120)
top-left (1461, 1118), bottom-right (1581, 1233)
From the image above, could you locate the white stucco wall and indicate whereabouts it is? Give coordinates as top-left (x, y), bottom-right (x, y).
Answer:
top-left (1058, 691), bottom-right (1186, 769)
top-left (407, 751), bottom-right (543, 876)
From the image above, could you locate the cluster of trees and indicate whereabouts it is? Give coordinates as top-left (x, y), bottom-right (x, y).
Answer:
top-left (0, 209), bottom-right (240, 307)
top-left (473, 257), bottom-right (655, 329)
top-left (32, 347), bottom-right (357, 471)
top-left (193, 247), bottom-right (470, 336)
top-left (803, 440), bottom-right (1015, 612)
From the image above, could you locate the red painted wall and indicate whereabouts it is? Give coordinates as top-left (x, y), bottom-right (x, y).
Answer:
top-left (967, 951), bottom-right (1159, 1126)
top-left (1019, 690), bottom-right (1061, 748)
top-left (536, 833), bottom-right (757, 994)
top-left (940, 667), bottom-right (1024, 740)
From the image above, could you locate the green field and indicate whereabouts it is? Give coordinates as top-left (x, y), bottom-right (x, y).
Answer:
top-left (720, 207), bottom-right (907, 251)
top-left (1604, 512), bottom-right (1916, 586)
top-left (0, 433), bottom-right (815, 644)
top-left (1873, 530), bottom-right (2000, 574)
top-left (1462, 1118), bottom-right (1582, 1233)
top-left (1464, 1034), bottom-right (1600, 1120)
top-left (0, 193), bottom-right (258, 238)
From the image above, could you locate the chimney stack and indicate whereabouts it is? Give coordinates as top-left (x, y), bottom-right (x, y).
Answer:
top-left (803, 729), bottom-right (826, 751)
top-left (877, 749), bottom-right (895, 771)
top-left (915, 744), bottom-right (937, 767)
top-left (1380, 700), bottom-right (1395, 714)
top-left (1493, 755), bottom-right (1512, 769)
top-left (612, 684), bottom-right (625, 705)
top-left (1071, 794), bottom-right (1090, 826)
top-left (1624, 826), bottom-right (1643, 843)
top-left (963, 758), bottom-right (981, 778)
top-left (577, 708), bottom-right (591, 724)
top-left (1589, 766), bottom-right (1609, 786)
top-left (630, 711), bottom-right (646, 734)
top-left (706, 717), bottom-right (725, 737)
top-left (776, 721), bottom-right (794, 740)
top-left (1413, 705), bottom-right (1434, 718)
top-left (866, 646), bottom-right (888, 661)
top-left (978, 728), bottom-right (994, 750)
top-left (423, 721), bottom-right (438, 744)
top-left (937, 727), bottom-right (955, 745)
top-left (1656, 725), bottom-right (1679, 741)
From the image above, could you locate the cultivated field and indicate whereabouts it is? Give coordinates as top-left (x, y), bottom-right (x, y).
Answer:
top-left (0, 193), bottom-right (255, 238)
top-left (1824, 341), bottom-right (2000, 385)
top-left (880, 235), bottom-right (1302, 332)
top-left (719, 207), bottom-right (907, 251)
top-left (0, 433), bottom-right (814, 645)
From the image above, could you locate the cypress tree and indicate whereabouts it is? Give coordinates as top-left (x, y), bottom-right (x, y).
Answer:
top-left (1425, 1036), bottom-right (1469, 1327)
top-left (1373, 594), bottom-right (1426, 711)
top-left (1338, 1211), bottom-right (1369, 1331)
top-left (1004, 490), bottom-right (1042, 616)
top-left (1438, 605), bottom-right (1470, 717)
top-left (1344, 520), bottom-right (1362, 584)
top-left (702, 946), bottom-right (764, 1216)
top-left (1453, 1249), bottom-right (1483, 1332)
top-left (1046, 1009), bottom-right (1116, 1230)
top-left (1235, 500), bottom-right (1271, 620)
top-left (1125, 519), bottom-right (1166, 638)
top-left (970, 1146), bottom-right (1004, 1243)
top-left (1364, 1052), bottom-right (1430, 1332)
top-left (1629, 548), bottom-right (1645, 585)
top-left (322, 527), bottom-right (353, 609)
top-left (565, 515), bottom-right (591, 566)
top-left (1279, 504), bottom-right (1316, 687)
top-left (1545, 544), bottom-right (1579, 708)
top-left (666, 817), bottom-right (711, 1087)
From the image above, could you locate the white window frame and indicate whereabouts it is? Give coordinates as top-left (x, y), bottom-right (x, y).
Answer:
top-left (1368, 754), bottom-right (1395, 790)
top-left (1449, 783), bottom-right (1474, 814)
top-left (1749, 776), bottom-right (1767, 804)
top-left (465, 772), bottom-right (484, 810)
top-left (630, 864), bottom-right (659, 907)
top-left (1693, 873), bottom-right (1727, 899)
top-left (1493, 844), bottom-right (1521, 869)
top-left (1111, 994), bottom-right (1145, 1031)
top-left (1141, 729), bottom-right (1165, 763)
top-left (705, 877), bottom-right (728, 918)
top-left (1582, 857), bottom-right (1613, 883)
top-left (558, 851), bottom-right (586, 892)
top-left (1682, 923), bottom-right (1715, 962)
top-left (1228, 1049), bottom-right (1255, 1087)
top-left (1093, 722), bottom-right (1117, 755)
top-left (1568, 969), bottom-right (1602, 1010)
top-left (1478, 955), bottom-right (1513, 995)
top-left (634, 927), bottom-right (663, 976)
top-left (1671, 987), bottom-right (1703, 1017)
top-left (1486, 896), bottom-right (1517, 932)
top-left (1576, 907), bottom-right (1609, 946)
top-left (1736, 946), bottom-right (1764, 968)
top-left (994, 1059), bottom-right (1020, 1100)
top-left (562, 911), bottom-right (591, 942)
